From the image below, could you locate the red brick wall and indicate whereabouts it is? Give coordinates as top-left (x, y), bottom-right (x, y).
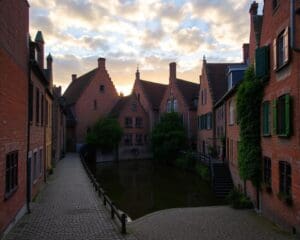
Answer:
top-left (197, 62), bottom-right (214, 153)
top-left (249, 0), bottom-right (300, 230)
top-left (118, 95), bottom-right (150, 159)
top-left (75, 61), bottom-right (119, 144)
top-left (0, 0), bottom-right (29, 233)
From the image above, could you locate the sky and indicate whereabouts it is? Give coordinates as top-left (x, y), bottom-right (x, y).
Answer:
top-left (28, 0), bottom-right (264, 95)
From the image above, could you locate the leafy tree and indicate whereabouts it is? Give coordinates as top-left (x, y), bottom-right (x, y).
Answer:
top-left (151, 112), bottom-right (187, 163)
top-left (86, 117), bottom-right (123, 152)
top-left (236, 65), bottom-right (263, 187)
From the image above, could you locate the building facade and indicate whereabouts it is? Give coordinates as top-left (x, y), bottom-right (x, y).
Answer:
top-left (0, 0), bottom-right (29, 235)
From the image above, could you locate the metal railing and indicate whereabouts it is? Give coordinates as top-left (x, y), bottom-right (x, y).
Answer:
top-left (80, 156), bottom-right (128, 234)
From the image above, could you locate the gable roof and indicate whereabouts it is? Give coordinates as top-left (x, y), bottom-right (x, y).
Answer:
top-left (63, 69), bottom-right (97, 105)
top-left (139, 79), bottom-right (167, 109)
top-left (109, 96), bottom-right (131, 117)
top-left (176, 79), bottom-right (199, 109)
top-left (205, 63), bottom-right (230, 103)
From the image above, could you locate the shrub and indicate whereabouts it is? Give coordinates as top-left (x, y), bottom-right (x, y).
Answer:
top-left (195, 163), bottom-right (210, 181)
top-left (226, 188), bottom-right (253, 209)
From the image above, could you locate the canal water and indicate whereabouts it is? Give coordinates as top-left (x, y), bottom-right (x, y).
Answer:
top-left (92, 159), bottom-right (224, 220)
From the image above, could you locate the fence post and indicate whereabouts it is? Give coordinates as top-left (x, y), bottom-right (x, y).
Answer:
top-left (121, 213), bottom-right (127, 234)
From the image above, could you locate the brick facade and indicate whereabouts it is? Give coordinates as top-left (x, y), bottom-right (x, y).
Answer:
top-left (0, 0), bottom-right (29, 234)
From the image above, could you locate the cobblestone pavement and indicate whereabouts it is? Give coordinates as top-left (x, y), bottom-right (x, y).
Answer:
top-left (129, 206), bottom-right (296, 240)
top-left (3, 153), bottom-right (137, 240)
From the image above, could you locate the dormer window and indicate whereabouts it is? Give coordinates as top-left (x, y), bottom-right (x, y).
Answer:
top-left (100, 85), bottom-right (105, 93)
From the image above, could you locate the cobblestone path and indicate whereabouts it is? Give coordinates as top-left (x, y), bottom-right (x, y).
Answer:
top-left (3, 153), bottom-right (137, 240)
top-left (129, 206), bottom-right (295, 240)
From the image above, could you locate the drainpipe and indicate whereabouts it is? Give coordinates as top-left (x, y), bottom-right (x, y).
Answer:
top-left (291, 0), bottom-right (300, 51)
top-left (26, 59), bottom-right (31, 214)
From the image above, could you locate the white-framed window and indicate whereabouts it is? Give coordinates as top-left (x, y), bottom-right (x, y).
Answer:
top-left (167, 100), bottom-right (171, 112)
top-left (273, 27), bottom-right (289, 70)
top-left (173, 99), bottom-right (178, 112)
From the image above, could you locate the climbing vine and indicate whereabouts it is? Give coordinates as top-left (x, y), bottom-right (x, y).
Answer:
top-left (236, 65), bottom-right (263, 187)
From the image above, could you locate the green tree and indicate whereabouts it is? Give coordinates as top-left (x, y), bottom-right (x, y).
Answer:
top-left (151, 112), bottom-right (187, 163)
top-left (236, 65), bottom-right (263, 187)
top-left (86, 117), bottom-right (123, 152)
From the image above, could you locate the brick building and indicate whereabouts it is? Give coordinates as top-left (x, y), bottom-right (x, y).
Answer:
top-left (28, 31), bottom-right (53, 199)
top-left (248, 0), bottom-right (300, 232)
top-left (63, 58), bottom-right (119, 152)
top-left (52, 86), bottom-right (66, 165)
top-left (160, 62), bottom-right (199, 147)
top-left (132, 68), bottom-right (167, 131)
top-left (110, 94), bottom-right (151, 160)
top-left (0, 0), bottom-right (29, 235)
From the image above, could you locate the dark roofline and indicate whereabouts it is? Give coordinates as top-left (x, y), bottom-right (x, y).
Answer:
top-left (214, 82), bottom-right (241, 108)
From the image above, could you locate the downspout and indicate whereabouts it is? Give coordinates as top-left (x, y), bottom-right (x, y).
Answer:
top-left (26, 59), bottom-right (31, 214)
top-left (291, 0), bottom-right (300, 51)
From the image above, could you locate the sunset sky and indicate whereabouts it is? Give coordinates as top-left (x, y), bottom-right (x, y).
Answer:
top-left (28, 0), bottom-right (263, 95)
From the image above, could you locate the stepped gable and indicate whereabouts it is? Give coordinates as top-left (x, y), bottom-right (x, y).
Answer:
top-left (176, 78), bottom-right (199, 109)
top-left (63, 69), bottom-right (97, 105)
top-left (139, 79), bottom-right (167, 109)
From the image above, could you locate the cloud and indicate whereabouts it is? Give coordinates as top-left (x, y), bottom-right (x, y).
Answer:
top-left (28, 0), bottom-right (260, 95)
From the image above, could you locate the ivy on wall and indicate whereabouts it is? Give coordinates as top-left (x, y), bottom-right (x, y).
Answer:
top-left (236, 65), bottom-right (264, 187)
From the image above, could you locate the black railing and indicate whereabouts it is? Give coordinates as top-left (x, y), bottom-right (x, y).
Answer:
top-left (80, 156), bottom-right (128, 234)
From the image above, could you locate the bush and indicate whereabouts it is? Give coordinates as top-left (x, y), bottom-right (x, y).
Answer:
top-left (175, 157), bottom-right (188, 169)
top-left (226, 188), bottom-right (253, 209)
top-left (195, 163), bottom-right (210, 181)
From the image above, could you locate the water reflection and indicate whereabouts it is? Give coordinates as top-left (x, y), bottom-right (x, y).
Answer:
top-left (93, 160), bottom-right (223, 220)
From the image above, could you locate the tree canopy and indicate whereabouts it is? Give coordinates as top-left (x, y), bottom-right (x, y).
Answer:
top-left (86, 117), bottom-right (123, 152)
top-left (151, 112), bottom-right (187, 163)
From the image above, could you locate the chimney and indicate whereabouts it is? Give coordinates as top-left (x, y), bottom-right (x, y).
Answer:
top-left (72, 74), bottom-right (77, 82)
top-left (169, 62), bottom-right (176, 82)
top-left (35, 31), bottom-right (45, 69)
top-left (98, 58), bottom-right (106, 69)
top-left (249, 1), bottom-right (258, 16)
top-left (135, 66), bottom-right (140, 80)
top-left (47, 53), bottom-right (53, 71)
top-left (243, 43), bottom-right (249, 64)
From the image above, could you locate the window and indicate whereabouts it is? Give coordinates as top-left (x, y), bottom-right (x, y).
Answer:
top-left (273, 94), bottom-right (291, 136)
top-left (207, 113), bottom-right (212, 129)
top-left (279, 161), bottom-right (291, 196)
top-left (93, 100), bottom-right (97, 110)
top-left (273, 27), bottom-right (289, 70)
top-left (199, 113), bottom-right (212, 130)
top-left (36, 88), bottom-right (40, 125)
top-left (99, 85), bottom-right (105, 92)
top-left (263, 157), bottom-right (272, 187)
top-left (5, 151), bottom-right (18, 198)
top-left (167, 100), bottom-right (171, 112)
top-left (229, 100), bottom-right (235, 125)
top-left (173, 99), bottom-right (178, 112)
top-left (29, 82), bottom-right (33, 122)
top-left (262, 101), bottom-right (271, 136)
top-left (135, 117), bottom-right (143, 128)
top-left (135, 134), bottom-right (143, 145)
top-left (125, 117), bottom-right (133, 128)
top-left (39, 149), bottom-right (43, 175)
top-left (124, 134), bottom-right (133, 146)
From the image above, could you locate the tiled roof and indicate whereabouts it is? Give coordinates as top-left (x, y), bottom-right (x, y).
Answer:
top-left (176, 79), bottom-right (199, 109)
top-left (109, 96), bottom-right (131, 117)
top-left (206, 63), bottom-right (229, 103)
top-left (139, 79), bottom-right (167, 109)
top-left (63, 69), bottom-right (97, 105)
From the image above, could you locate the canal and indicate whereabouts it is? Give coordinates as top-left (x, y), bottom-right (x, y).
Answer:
top-left (91, 160), bottom-right (224, 220)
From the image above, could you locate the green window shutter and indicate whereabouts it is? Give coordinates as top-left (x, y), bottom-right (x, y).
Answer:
top-left (272, 99), bottom-right (277, 135)
top-left (255, 46), bottom-right (270, 80)
top-left (285, 94), bottom-right (291, 136)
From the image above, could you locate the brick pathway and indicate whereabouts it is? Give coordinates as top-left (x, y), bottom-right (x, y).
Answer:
top-left (129, 206), bottom-right (296, 240)
top-left (3, 153), bottom-right (136, 240)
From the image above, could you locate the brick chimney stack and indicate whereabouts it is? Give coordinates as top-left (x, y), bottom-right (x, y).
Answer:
top-left (35, 31), bottom-right (45, 69)
top-left (243, 43), bottom-right (249, 64)
top-left (98, 58), bottom-right (106, 69)
top-left (72, 74), bottom-right (77, 82)
top-left (249, 1), bottom-right (258, 15)
top-left (136, 66), bottom-right (140, 80)
top-left (169, 62), bottom-right (176, 82)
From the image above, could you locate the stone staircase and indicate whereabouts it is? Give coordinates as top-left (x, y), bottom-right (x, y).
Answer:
top-left (212, 163), bottom-right (233, 198)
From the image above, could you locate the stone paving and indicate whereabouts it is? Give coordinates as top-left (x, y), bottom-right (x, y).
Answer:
top-left (129, 206), bottom-right (296, 240)
top-left (3, 153), bottom-right (136, 240)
